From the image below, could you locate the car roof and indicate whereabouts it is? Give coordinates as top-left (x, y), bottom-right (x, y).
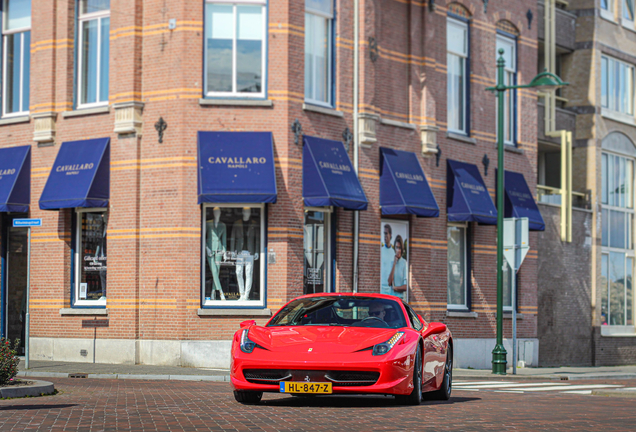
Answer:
top-left (294, 292), bottom-right (405, 302)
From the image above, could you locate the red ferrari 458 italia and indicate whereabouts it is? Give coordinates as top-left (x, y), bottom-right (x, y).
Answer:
top-left (230, 293), bottom-right (453, 405)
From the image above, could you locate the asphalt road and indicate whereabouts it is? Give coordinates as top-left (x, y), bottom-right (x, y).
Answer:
top-left (0, 378), bottom-right (634, 431)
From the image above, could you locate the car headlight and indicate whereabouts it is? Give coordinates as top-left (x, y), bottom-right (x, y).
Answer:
top-left (372, 332), bottom-right (405, 356)
top-left (240, 328), bottom-right (257, 353)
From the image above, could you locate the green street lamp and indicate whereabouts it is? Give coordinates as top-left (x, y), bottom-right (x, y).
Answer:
top-left (486, 50), bottom-right (567, 375)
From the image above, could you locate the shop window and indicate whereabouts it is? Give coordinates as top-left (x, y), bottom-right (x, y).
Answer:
top-left (304, 210), bottom-right (330, 294)
top-left (77, 0), bottom-right (110, 107)
top-left (75, 209), bottom-right (108, 306)
top-left (380, 220), bottom-right (409, 301)
top-left (202, 205), bottom-right (265, 305)
top-left (204, 0), bottom-right (266, 97)
top-left (447, 16), bottom-right (469, 135)
top-left (2, 0), bottom-right (30, 116)
top-left (447, 224), bottom-right (469, 310)
top-left (304, 0), bottom-right (333, 106)
top-left (496, 33), bottom-right (516, 146)
top-left (601, 55), bottom-right (634, 116)
top-left (601, 151), bottom-right (635, 326)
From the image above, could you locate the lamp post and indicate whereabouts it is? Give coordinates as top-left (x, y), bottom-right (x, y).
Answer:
top-left (487, 50), bottom-right (567, 375)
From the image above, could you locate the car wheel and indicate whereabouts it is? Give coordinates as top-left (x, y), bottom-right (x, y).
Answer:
top-left (396, 345), bottom-right (423, 406)
top-left (429, 344), bottom-right (452, 401)
top-left (233, 390), bottom-right (263, 404)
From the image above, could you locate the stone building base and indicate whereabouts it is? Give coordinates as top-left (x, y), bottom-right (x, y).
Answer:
top-left (453, 338), bottom-right (540, 370)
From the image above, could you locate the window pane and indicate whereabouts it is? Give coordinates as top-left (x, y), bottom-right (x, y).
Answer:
top-left (447, 54), bottom-right (465, 132)
top-left (236, 6), bottom-right (262, 93)
top-left (503, 261), bottom-right (512, 308)
top-left (304, 14), bottom-right (314, 100)
top-left (206, 4), bottom-right (233, 93)
top-left (21, 30), bottom-right (29, 111)
top-left (5, 0), bottom-right (31, 30)
top-left (602, 254), bottom-right (609, 325)
top-left (627, 160), bottom-right (634, 208)
top-left (625, 0), bottom-right (635, 20)
top-left (609, 251), bottom-right (626, 325)
top-left (620, 156), bottom-right (625, 208)
top-left (610, 210), bottom-right (626, 249)
top-left (4, 33), bottom-right (22, 114)
top-left (99, 18), bottom-right (109, 102)
top-left (496, 36), bottom-right (515, 71)
top-left (80, 19), bottom-right (99, 104)
top-left (602, 153), bottom-right (608, 204)
top-left (447, 226), bottom-right (466, 307)
top-left (78, 212), bottom-right (107, 302)
top-left (614, 153), bottom-right (620, 206)
top-left (609, 59), bottom-right (616, 111)
top-left (602, 57), bottom-right (608, 108)
top-left (305, 14), bottom-right (330, 103)
top-left (602, 208), bottom-right (609, 247)
top-left (447, 21), bottom-right (466, 55)
top-left (204, 207), bottom-right (262, 302)
top-left (80, 0), bottom-right (110, 15)
top-left (305, 0), bottom-right (333, 17)
top-left (627, 257), bottom-right (634, 326)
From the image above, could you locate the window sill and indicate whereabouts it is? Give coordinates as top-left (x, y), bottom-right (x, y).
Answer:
top-left (0, 115), bottom-right (30, 126)
top-left (302, 103), bottom-right (344, 117)
top-left (601, 108), bottom-right (636, 126)
top-left (380, 117), bottom-right (417, 130)
top-left (59, 308), bottom-right (108, 316)
top-left (504, 144), bottom-right (524, 154)
top-left (600, 325), bottom-right (636, 337)
top-left (600, 10), bottom-right (616, 24)
top-left (197, 308), bottom-right (272, 316)
top-left (62, 106), bottom-right (110, 118)
top-left (199, 98), bottom-right (273, 107)
top-left (622, 20), bottom-right (636, 33)
top-left (446, 132), bottom-right (476, 145)
top-left (446, 311), bottom-right (478, 318)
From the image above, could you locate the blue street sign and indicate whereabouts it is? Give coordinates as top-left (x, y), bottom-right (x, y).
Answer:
top-left (13, 218), bottom-right (42, 227)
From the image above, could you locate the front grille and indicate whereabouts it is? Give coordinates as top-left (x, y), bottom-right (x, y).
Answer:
top-left (243, 369), bottom-right (379, 386)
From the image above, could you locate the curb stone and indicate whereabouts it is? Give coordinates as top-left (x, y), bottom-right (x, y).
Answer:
top-left (17, 371), bottom-right (230, 382)
top-left (0, 380), bottom-right (55, 398)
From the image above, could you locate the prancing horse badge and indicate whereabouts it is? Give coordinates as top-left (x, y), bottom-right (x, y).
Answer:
top-left (308, 348), bottom-right (313, 352)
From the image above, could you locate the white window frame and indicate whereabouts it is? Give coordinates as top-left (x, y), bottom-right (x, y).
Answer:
top-left (201, 203), bottom-right (266, 307)
top-left (77, 5), bottom-right (110, 108)
top-left (204, 0), bottom-right (267, 99)
top-left (74, 207), bottom-right (108, 307)
top-left (303, 207), bottom-right (332, 294)
top-left (601, 150), bottom-right (635, 327)
top-left (304, 4), bottom-right (333, 107)
top-left (601, 0), bottom-right (616, 22)
top-left (601, 54), bottom-right (635, 116)
top-left (1, 0), bottom-right (30, 117)
top-left (447, 222), bottom-right (468, 310)
top-left (447, 17), bottom-right (469, 135)
top-left (496, 34), bottom-right (516, 146)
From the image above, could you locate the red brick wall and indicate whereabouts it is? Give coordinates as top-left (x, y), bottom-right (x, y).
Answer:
top-left (0, 0), bottom-right (539, 345)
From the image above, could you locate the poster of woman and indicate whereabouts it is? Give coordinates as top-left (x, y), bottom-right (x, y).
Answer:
top-left (380, 220), bottom-right (409, 301)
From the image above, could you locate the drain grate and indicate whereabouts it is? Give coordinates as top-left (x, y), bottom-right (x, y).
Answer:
top-left (68, 373), bottom-right (88, 378)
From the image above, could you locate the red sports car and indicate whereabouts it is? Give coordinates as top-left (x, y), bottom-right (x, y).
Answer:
top-left (230, 293), bottom-right (453, 405)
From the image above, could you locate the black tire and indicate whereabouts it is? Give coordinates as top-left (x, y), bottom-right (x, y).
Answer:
top-left (429, 344), bottom-right (452, 401)
top-left (233, 390), bottom-right (263, 404)
top-left (396, 345), bottom-right (423, 405)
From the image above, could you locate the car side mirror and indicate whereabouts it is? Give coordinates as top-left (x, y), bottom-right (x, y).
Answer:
top-left (422, 322), bottom-right (447, 338)
top-left (240, 319), bottom-right (256, 329)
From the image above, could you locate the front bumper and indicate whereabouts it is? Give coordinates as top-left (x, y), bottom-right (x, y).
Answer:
top-left (230, 344), bottom-right (417, 395)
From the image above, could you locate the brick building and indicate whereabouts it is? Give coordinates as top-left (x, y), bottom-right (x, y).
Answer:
top-left (0, 0), bottom-right (542, 369)
top-left (537, 0), bottom-right (636, 366)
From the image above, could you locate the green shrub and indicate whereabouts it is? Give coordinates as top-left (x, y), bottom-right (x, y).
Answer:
top-left (0, 338), bottom-right (20, 386)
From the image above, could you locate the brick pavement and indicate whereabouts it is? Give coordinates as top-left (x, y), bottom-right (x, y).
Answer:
top-left (0, 378), bottom-right (635, 431)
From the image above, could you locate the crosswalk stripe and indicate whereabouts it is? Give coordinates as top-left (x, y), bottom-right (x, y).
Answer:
top-left (560, 390), bottom-right (593, 395)
top-left (493, 390), bottom-right (524, 393)
top-left (511, 384), bottom-right (622, 392)
top-left (455, 382), bottom-right (569, 389)
top-left (453, 381), bottom-right (502, 385)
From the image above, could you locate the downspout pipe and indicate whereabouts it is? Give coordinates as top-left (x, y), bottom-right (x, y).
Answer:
top-left (352, 0), bottom-right (360, 293)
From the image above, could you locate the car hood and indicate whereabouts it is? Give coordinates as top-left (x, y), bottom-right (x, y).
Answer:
top-left (247, 325), bottom-right (402, 354)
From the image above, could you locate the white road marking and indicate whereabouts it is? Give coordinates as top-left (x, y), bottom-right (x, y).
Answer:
top-left (453, 381), bottom-right (504, 385)
top-left (455, 382), bottom-right (570, 389)
top-left (560, 390), bottom-right (593, 395)
top-left (493, 390), bottom-right (525, 393)
top-left (512, 384), bottom-right (623, 392)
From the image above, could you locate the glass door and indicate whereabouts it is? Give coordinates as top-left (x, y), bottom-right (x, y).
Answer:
top-left (304, 210), bottom-right (329, 294)
top-left (4, 225), bottom-right (28, 354)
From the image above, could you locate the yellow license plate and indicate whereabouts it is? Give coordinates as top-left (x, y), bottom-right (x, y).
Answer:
top-left (280, 381), bottom-right (332, 394)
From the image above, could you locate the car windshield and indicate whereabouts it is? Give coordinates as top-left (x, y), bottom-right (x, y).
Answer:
top-left (267, 296), bottom-right (408, 329)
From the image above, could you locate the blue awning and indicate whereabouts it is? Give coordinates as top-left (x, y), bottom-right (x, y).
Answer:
top-left (447, 159), bottom-right (497, 224)
top-left (39, 138), bottom-right (110, 210)
top-left (0, 145), bottom-right (31, 213)
top-left (303, 136), bottom-right (368, 210)
top-left (380, 147), bottom-right (439, 217)
top-left (504, 170), bottom-right (545, 231)
top-left (197, 131), bottom-right (277, 204)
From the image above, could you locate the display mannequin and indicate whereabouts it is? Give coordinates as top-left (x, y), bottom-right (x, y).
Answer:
top-left (206, 207), bottom-right (227, 300)
top-left (231, 208), bottom-right (260, 301)
top-left (95, 213), bottom-right (108, 299)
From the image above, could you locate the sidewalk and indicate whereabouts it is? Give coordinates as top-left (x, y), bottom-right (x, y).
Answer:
top-left (18, 359), bottom-right (636, 382)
